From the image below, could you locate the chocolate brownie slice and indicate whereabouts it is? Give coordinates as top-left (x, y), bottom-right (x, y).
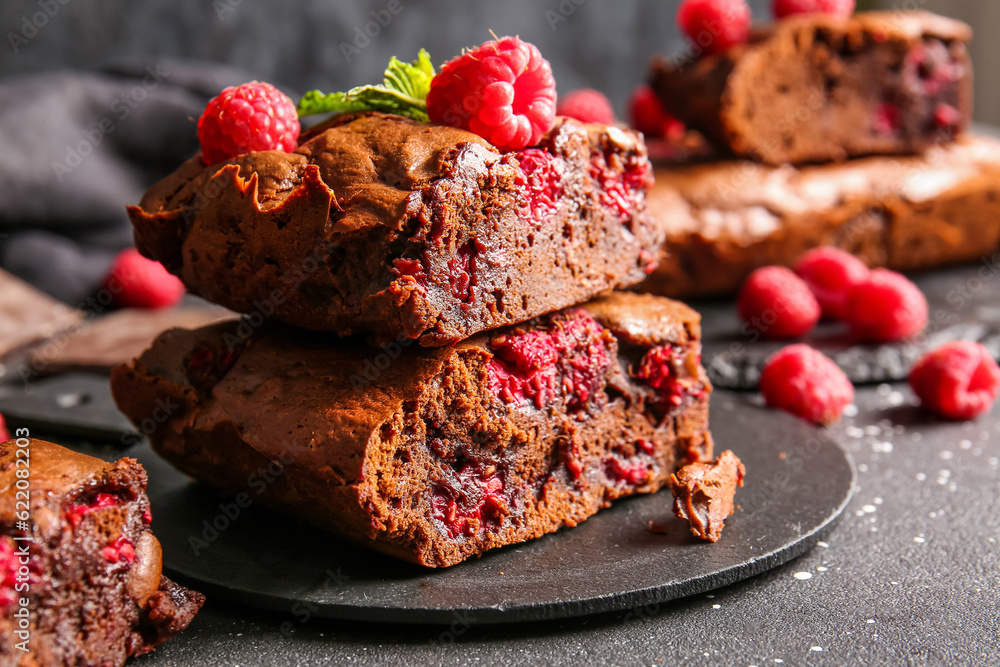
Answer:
top-left (651, 11), bottom-right (972, 165)
top-left (127, 112), bottom-right (658, 347)
top-left (642, 134), bottom-right (1000, 298)
top-left (111, 292), bottom-right (713, 567)
top-left (0, 439), bottom-right (203, 666)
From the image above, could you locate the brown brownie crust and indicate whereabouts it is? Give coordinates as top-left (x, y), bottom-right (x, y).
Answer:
top-left (642, 134), bottom-right (1000, 298)
top-left (652, 11), bottom-right (972, 165)
top-left (111, 292), bottom-right (714, 568)
top-left (0, 439), bottom-right (203, 667)
top-left (128, 112), bottom-right (659, 347)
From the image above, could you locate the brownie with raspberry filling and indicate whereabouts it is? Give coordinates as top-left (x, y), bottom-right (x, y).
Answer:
top-left (641, 134), bottom-right (1000, 299)
top-left (651, 11), bottom-right (972, 165)
top-left (0, 439), bottom-right (203, 666)
top-left (127, 112), bottom-right (658, 347)
top-left (111, 292), bottom-right (716, 568)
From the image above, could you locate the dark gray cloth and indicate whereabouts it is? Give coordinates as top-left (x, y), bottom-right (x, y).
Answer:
top-left (0, 61), bottom-right (253, 304)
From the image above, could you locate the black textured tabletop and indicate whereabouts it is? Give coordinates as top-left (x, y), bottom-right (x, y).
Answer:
top-left (4, 265), bottom-right (999, 666)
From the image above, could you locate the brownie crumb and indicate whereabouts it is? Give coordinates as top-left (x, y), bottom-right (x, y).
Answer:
top-left (647, 520), bottom-right (669, 535)
top-left (670, 450), bottom-right (746, 542)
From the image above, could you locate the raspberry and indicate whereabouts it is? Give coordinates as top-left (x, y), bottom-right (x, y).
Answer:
top-left (556, 89), bottom-right (615, 125)
top-left (737, 266), bottom-right (821, 340)
top-left (105, 249), bottom-right (185, 310)
top-left (773, 0), bottom-right (855, 18)
top-left (677, 0), bottom-right (752, 56)
top-left (909, 341), bottom-right (1000, 421)
top-left (66, 492), bottom-right (121, 527)
top-left (845, 269), bottom-right (928, 342)
top-left (628, 85), bottom-right (685, 141)
top-left (0, 413), bottom-right (8, 442)
top-left (426, 36), bottom-right (556, 151)
top-left (431, 461), bottom-right (509, 538)
top-left (102, 536), bottom-right (136, 564)
top-left (487, 310), bottom-right (611, 410)
top-left (760, 344), bottom-right (854, 424)
top-left (197, 81), bottom-right (300, 165)
top-left (793, 247), bottom-right (870, 321)
top-left (515, 148), bottom-right (564, 226)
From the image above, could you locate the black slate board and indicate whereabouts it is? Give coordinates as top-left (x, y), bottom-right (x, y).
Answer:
top-left (697, 264), bottom-right (1000, 390)
top-left (138, 391), bottom-right (854, 625)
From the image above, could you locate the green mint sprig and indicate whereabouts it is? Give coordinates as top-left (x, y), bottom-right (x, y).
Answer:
top-left (296, 49), bottom-right (435, 121)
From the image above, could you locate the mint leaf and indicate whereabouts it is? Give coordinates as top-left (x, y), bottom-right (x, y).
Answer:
top-left (296, 49), bottom-right (435, 121)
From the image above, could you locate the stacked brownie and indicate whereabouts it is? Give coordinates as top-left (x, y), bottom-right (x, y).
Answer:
top-left (643, 10), bottom-right (999, 298)
top-left (112, 63), bottom-right (738, 565)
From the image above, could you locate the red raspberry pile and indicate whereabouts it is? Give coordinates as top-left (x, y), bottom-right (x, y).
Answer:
top-left (427, 36), bottom-right (557, 152)
top-left (677, 0), bottom-right (753, 55)
top-left (737, 247), bottom-right (928, 343)
top-left (773, 0), bottom-right (855, 19)
top-left (794, 247), bottom-right (869, 321)
top-left (909, 341), bottom-right (1000, 420)
top-left (628, 84), bottom-right (685, 141)
top-left (105, 248), bottom-right (185, 310)
top-left (760, 344), bottom-right (854, 424)
top-left (198, 81), bottom-right (300, 165)
top-left (556, 89), bottom-right (615, 125)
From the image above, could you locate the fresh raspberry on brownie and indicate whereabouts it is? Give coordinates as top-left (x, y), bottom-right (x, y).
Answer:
top-left (0, 439), bottom-right (203, 666)
top-left (427, 36), bottom-right (556, 151)
top-left (651, 11), bottom-right (972, 164)
top-left (197, 81), bottom-right (300, 165)
top-left (909, 341), bottom-right (1000, 420)
top-left (557, 89), bottom-right (616, 125)
top-left (111, 292), bottom-right (717, 567)
top-left (677, 0), bottom-right (753, 55)
top-left (773, 0), bottom-right (855, 19)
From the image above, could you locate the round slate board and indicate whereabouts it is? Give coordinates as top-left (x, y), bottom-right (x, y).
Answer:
top-left (139, 391), bottom-right (854, 625)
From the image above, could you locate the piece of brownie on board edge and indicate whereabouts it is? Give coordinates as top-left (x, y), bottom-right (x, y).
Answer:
top-left (127, 112), bottom-right (659, 347)
top-left (0, 439), bottom-right (203, 666)
top-left (651, 11), bottom-right (972, 165)
top-left (111, 292), bottom-right (715, 568)
top-left (642, 134), bottom-right (1000, 299)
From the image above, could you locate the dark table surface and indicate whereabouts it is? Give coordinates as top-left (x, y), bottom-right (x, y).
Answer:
top-left (5, 264), bottom-right (1000, 666)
